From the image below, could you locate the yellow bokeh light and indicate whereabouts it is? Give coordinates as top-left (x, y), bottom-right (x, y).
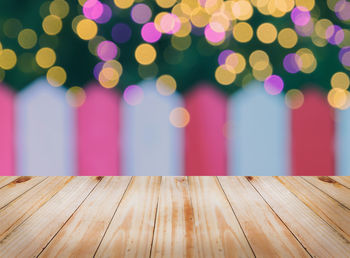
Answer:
top-left (50, 0), bottom-right (70, 19)
top-left (88, 36), bottom-right (105, 56)
top-left (285, 89), bottom-right (304, 109)
top-left (103, 60), bottom-right (123, 77)
top-left (3, 18), bottom-right (22, 38)
top-left (47, 66), bottom-right (67, 87)
top-left (42, 15), bottom-right (63, 35)
top-left (0, 49), bottom-right (17, 70)
top-left (138, 63), bottom-right (159, 79)
top-left (156, 0), bottom-right (176, 9)
top-left (226, 53), bottom-right (246, 74)
top-left (156, 74), bottom-right (177, 96)
top-left (331, 72), bottom-right (350, 90)
top-left (296, 0), bottom-right (315, 10)
top-left (135, 44), bottom-right (157, 65)
top-left (169, 107), bottom-right (190, 128)
top-left (315, 19), bottom-right (332, 39)
top-left (36, 48), bottom-right (56, 69)
top-left (257, 23), bottom-right (277, 44)
top-left (249, 50), bottom-right (269, 71)
top-left (278, 28), bottom-right (298, 49)
top-left (328, 88), bottom-right (350, 109)
top-left (215, 65), bottom-right (236, 85)
top-left (171, 35), bottom-right (192, 51)
top-left (77, 19), bottom-right (98, 40)
top-left (296, 48), bottom-right (317, 73)
top-left (78, 0), bottom-right (87, 6)
top-left (66, 86), bottom-right (86, 107)
top-left (18, 29), bottom-right (37, 49)
top-left (232, 0), bottom-right (254, 20)
top-left (233, 22), bottom-right (253, 43)
top-left (190, 7), bottom-right (210, 28)
top-left (253, 64), bottom-right (273, 81)
top-left (114, 0), bottom-right (134, 9)
top-left (174, 18), bottom-right (192, 37)
top-left (99, 67), bottom-right (119, 88)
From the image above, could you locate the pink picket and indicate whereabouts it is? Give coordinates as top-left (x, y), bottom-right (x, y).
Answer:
top-left (77, 83), bottom-right (120, 175)
top-left (291, 89), bottom-right (335, 175)
top-left (0, 84), bottom-right (15, 175)
top-left (185, 84), bottom-right (227, 175)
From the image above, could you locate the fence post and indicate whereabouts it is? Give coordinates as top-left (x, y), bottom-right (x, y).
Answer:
top-left (229, 82), bottom-right (290, 175)
top-left (77, 83), bottom-right (120, 175)
top-left (291, 89), bottom-right (335, 175)
top-left (184, 84), bottom-right (227, 175)
top-left (16, 78), bottom-right (75, 175)
top-left (121, 80), bottom-right (183, 175)
top-left (0, 84), bottom-right (15, 175)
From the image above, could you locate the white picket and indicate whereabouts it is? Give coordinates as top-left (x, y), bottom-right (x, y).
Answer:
top-left (228, 82), bottom-right (290, 175)
top-left (16, 78), bottom-right (75, 175)
top-left (121, 80), bottom-right (183, 175)
top-left (336, 109), bottom-right (350, 176)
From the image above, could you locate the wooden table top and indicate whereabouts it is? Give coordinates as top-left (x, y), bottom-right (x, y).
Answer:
top-left (0, 176), bottom-right (349, 257)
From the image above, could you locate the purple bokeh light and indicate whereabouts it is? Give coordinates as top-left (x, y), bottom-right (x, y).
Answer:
top-left (93, 62), bottom-right (104, 81)
top-left (131, 4), bottom-right (152, 24)
top-left (335, 0), bottom-right (350, 21)
top-left (111, 23), bottom-right (132, 44)
top-left (141, 22), bottom-right (162, 43)
top-left (264, 75), bottom-right (284, 95)
top-left (326, 25), bottom-right (344, 45)
top-left (124, 85), bottom-right (144, 106)
top-left (218, 50), bottom-right (234, 65)
top-left (283, 53), bottom-right (302, 74)
top-left (95, 4), bottom-right (112, 24)
top-left (339, 47), bottom-right (350, 67)
top-left (97, 41), bottom-right (118, 61)
top-left (291, 6), bottom-right (311, 26)
top-left (83, 0), bottom-right (103, 20)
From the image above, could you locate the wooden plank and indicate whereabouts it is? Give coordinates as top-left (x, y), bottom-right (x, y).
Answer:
top-left (188, 176), bottom-right (254, 257)
top-left (229, 82), bottom-right (289, 175)
top-left (122, 80), bottom-right (183, 175)
top-left (277, 176), bottom-right (350, 242)
top-left (0, 84), bottom-right (15, 175)
top-left (151, 177), bottom-right (195, 257)
top-left (39, 176), bottom-right (131, 257)
top-left (0, 176), bottom-right (73, 241)
top-left (95, 176), bottom-right (161, 257)
top-left (218, 176), bottom-right (309, 257)
top-left (185, 85), bottom-right (227, 175)
top-left (302, 176), bottom-right (350, 209)
top-left (0, 177), bottom-right (99, 257)
top-left (330, 176), bottom-right (350, 188)
top-left (0, 176), bottom-right (18, 189)
top-left (292, 89), bottom-right (335, 175)
top-left (248, 176), bottom-right (350, 257)
top-left (335, 109), bottom-right (350, 175)
top-left (0, 176), bottom-right (47, 209)
top-left (77, 84), bottom-right (120, 175)
top-left (16, 78), bottom-right (75, 175)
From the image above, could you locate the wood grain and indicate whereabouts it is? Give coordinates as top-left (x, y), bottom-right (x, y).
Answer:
top-left (0, 177), bottom-right (18, 189)
top-left (0, 177), bottom-right (99, 258)
top-left (249, 176), bottom-right (350, 257)
top-left (188, 176), bottom-right (254, 257)
top-left (331, 176), bottom-right (350, 188)
top-left (0, 176), bottom-right (47, 209)
top-left (218, 176), bottom-right (310, 257)
top-left (0, 176), bottom-right (73, 242)
top-left (39, 176), bottom-right (131, 257)
top-left (302, 176), bottom-right (350, 209)
top-left (151, 177), bottom-right (195, 258)
top-left (95, 176), bottom-right (161, 257)
top-left (276, 176), bottom-right (350, 242)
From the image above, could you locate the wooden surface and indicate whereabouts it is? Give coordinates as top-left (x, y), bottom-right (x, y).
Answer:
top-left (0, 176), bottom-right (349, 257)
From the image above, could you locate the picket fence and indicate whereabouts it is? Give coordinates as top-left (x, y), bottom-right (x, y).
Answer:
top-left (0, 77), bottom-right (348, 176)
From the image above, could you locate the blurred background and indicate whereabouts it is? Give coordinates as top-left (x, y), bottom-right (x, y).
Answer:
top-left (0, 0), bottom-right (349, 175)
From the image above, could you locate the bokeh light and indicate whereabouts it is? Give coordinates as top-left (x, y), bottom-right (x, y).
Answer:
top-left (131, 4), bottom-right (152, 24)
top-left (156, 74), bottom-right (177, 96)
top-left (77, 19), bottom-right (97, 40)
top-left (141, 23), bottom-right (162, 43)
top-left (42, 15), bottom-right (62, 35)
top-left (0, 49), bottom-right (17, 70)
top-left (47, 66), bottom-right (67, 87)
top-left (36, 48), bottom-right (56, 68)
top-left (169, 107), bottom-right (190, 128)
top-left (264, 75), bottom-right (284, 95)
top-left (123, 85), bottom-right (143, 105)
top-left (66, 86), bottom-right (86, 107)
top-left (18, 29), bottom-right (37, 49)
top-left (285, 89), bottom-right (304, 109)
top-left (97, 41), bottom-right (117, 61)
top-left (135, 43), bottom-right (157, 65)
top-left (111, 23), bottom-right (132, 44)
top-left (331, 72), bottom-right (350, 90)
